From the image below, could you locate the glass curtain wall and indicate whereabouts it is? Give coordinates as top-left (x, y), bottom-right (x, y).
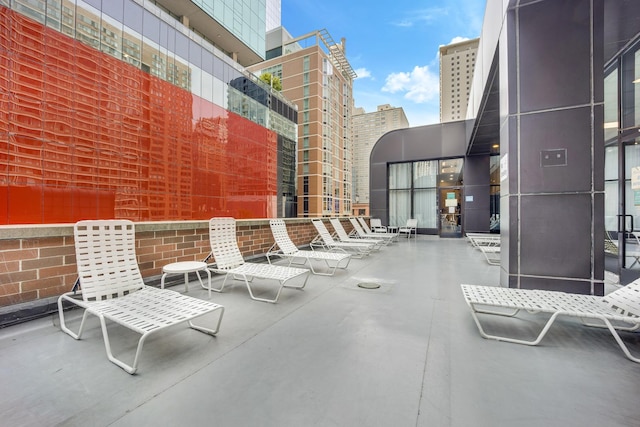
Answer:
top-left (388, 160), bottom-right (443, 230)
top-left (414, 161), bottom-right (438, 228)
top-left (389, 163), bottom-right (412, 227)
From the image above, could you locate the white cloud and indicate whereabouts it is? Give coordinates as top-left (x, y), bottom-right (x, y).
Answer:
top-left (381, 65), bottom-right (439, 104)
top-left (448, 36), bottom-right (471, 45)
top-left (390, 8), bottom-right (447, 28)
top-left (392, 20), bottom-right (414, 28)
top-left (353, 68), bottom-right (372, 79)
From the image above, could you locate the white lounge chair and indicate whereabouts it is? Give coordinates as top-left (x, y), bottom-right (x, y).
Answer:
top-left (356, 217), bottom-right (399, 241)
top-left (466, 232), bottom-right (500, 248)
top-left (478, 245), bottom-right (500, 265)
top-left (57, 220), bottom-right (225, 374)
top-left (369, 218), bottom-right (388, 233)
top-left (207, 218), bottom-right (310, 303)
top-left (398, 218), bottom-right (418, 238)
top-left (267, 219), bottom-right (351, 276)
top-left (460, 282), bottom-right (640, 363)
top-left (348, 218), bottom-right (394, 245)
top-left (465, 233), bottom-right (501, 265)
top-left (310, 219), bottom-right (373, 258)
top-left (329, 218), bottom-right (384, 250)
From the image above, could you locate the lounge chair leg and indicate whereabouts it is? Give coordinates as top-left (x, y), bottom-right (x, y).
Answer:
top-left (469, 308), bottom-right (562, 346)
top-left (246, 280), bottom-right (284, 303)
top-left (472, 306), bottom-right (521, 318)
top-left (602, 318), bottom-right (640, 363)
top-left (98, 315), bottom-right (144, 374)
top-left (207, 272), bottom-right (228, 293)
top-left (189, 306), bottom-right (225, 335)
top-left (283, 273), bottom-right (310, 290)
top-left (241, 272), bottom-right (310, 303)
top-left (194, 269), bottom-right (212, 298)
top-left (58, 295), bottom-right (90, 340)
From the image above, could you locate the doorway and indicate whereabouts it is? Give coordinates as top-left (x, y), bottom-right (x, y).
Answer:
top-left (613, 126), bottom-right (640, 284)
top-left (439, 188), bottom-right (462, 237)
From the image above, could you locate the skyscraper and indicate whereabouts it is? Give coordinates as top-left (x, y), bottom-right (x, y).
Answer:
top-left (439, 38), bottom-right (479, 122)
top-left (265, 0), bottom-right (281, 31)
top-left (249, 28), bottom-right (356, 217)
top-left (352, 105), bottom-right (409, 215)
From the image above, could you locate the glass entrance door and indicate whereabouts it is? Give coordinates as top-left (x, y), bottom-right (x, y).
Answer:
top-left (616, 128), bottom-right (640, 284)
top-left (439, 188), bottom-right (462, 237)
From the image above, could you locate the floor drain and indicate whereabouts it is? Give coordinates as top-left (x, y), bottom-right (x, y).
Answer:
top-left (357, 282), bottom-right (381, 289)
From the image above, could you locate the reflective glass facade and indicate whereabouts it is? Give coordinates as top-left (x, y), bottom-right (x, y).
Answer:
top-left (0, 1), bottom-right (297, 224)
top-left (191, 0), bottom-right (266, 58)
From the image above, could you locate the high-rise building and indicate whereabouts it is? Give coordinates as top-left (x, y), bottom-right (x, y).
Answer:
top-left (265, 0), bottom-right (281, 31)
top-left (1, 0), bottom-right (299, 223)
top-left (352, 105), bottom-right (409, 215)
top-left (152, 0), bottom-right (267, 66)
top-left (439, 38), bottom-right (479, 122)
top-left (249, 28), bottom-right (356, 217)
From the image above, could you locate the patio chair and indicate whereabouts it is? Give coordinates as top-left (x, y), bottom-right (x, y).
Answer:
top-left (606, 231), bottom-right (640, 268)
top-left (369, 218), bottom-right (387, 232)
top-left (460, 282), bottom-right (640, 363)
top-left (398, 218), bottom-right (418, 238)
top-left (310, 219), bottom-right (373, 258)
top-left (348, 217), bottom-right (394, 245)
top-left (267, 219), bottom-right (351, 276)
top-left (57, 220), bottom-right (225, 374)
top-left (207, 218), bottom-right (310, 303)
top-left (363, 217), bottom-right (399, 238)
top-left (329, 218), bottom-right (384, 250)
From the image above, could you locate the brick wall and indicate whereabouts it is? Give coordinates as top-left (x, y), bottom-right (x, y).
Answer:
top-left (0, 218), bottom-right (356, 311)
top-left (0, 235), bottom-right (76, 306)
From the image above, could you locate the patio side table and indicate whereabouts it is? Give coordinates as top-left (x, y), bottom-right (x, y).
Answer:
top-left (160, 261), bottom-right (212, 298)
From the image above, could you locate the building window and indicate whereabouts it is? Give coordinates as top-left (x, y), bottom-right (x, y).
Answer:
top-left (490, 155), bottom-right (501, 233)
top-left (388, 160), bottom-right (440, 228)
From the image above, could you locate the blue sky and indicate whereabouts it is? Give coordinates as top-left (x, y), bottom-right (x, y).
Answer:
top-left (281, 0), bottom-right (486, 127)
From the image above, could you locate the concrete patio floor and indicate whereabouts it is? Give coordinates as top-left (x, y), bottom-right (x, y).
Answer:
top-left (1, 235), bottom-right (639, 427)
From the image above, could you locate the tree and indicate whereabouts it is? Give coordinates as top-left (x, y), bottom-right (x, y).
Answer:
top-left (259, 72), bottom-right (282, 91)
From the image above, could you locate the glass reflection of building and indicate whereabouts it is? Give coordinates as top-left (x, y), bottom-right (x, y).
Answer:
top-left (1, 0), bottom-right (298, 224)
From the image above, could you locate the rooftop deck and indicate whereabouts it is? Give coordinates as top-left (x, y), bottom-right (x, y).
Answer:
top-left (1, 235), bottom-right (639, 426)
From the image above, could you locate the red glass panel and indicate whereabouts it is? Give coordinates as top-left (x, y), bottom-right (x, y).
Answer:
top-left (0, 7), bottom-right (282, 224)
top-left (8, 185), bottom-right (42, 224)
